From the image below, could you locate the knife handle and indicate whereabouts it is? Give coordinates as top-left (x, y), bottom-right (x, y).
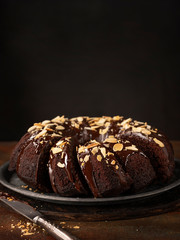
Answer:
top-left (33, 216), bottom-right (80, 240)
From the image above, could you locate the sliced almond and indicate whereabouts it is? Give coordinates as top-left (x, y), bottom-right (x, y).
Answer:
top-left (52, 133), bottom-right (62, 138)
top-left (113, 115), bottom-right (123, 121)
top-left (125, 145), bottom-right (138, 151)
top-left (153, 138), bottom-right (164, 147)
top-left (86, 142), bottom-right (99, 149)
top-left (35, 129), bottom-right (47, 139)
top-left (111, 160), bottom-right (116, 165)
top-left (115, 165), bottom-right (119, 170)
top-left (99, 127), bottom-right (108, 135)
top-left (52, 116), bottom-right (65, 124)
top-left (56, 125), bottom-right (65, 130)
top-left (121, 118), bottom-right (132, 126)
top-left (34, 122), bottom-right (43, 127)
top-left (91, 147), bottom-right (99, 155)
top-left (97, 155), bottom-right (102, 162)
top-left (57, 162), bottom-right (65, 168)
top-left (84, 155), bottom-right (90, 162)
top-left (104, 137), bottom-right (117, 143)
top-left (113, 143), bottom-right (123, 152)
top-left (107, 152), bottom-right (114, 156)
top-left (78, 146), bottom-right (85, 153)
top-left (77, 117), bottom-right (83, 122)
top-left (28, 126), bottom-right (37, 132)
top-left (100, 147), bottom-right (106, 158)
top-left (52, 147), bottom-right (62, 154)
top-left (42, 120), bottom-right (51, 125)
top-left (56, 140), bottom-right (64, 146)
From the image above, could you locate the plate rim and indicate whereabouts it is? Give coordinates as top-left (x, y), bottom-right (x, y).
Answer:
top-left (0, 160), bottom-right (180, 205)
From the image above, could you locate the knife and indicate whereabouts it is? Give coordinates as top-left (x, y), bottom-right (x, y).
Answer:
top-left (0, 197), bottom-right (80, 240)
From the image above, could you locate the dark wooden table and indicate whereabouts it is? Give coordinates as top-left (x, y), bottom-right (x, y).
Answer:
top-left (0, 141), bottom-right (180, 240)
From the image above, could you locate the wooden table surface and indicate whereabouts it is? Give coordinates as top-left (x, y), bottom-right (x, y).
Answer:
top-left (0, 141), bottom-right (180, 240)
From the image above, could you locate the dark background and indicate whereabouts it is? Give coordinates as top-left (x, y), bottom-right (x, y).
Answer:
top-left (1, 0), bottom-right (180, 141)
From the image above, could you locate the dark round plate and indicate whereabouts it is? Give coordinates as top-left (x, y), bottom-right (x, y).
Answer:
top-left (0, 160), bottom-right (180, 205)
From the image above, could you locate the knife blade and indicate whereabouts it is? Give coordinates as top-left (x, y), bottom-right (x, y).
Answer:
top-left (0, 198), bottom-right (80, 240)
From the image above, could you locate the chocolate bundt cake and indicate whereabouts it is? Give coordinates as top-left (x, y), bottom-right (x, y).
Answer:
top-left (8, 115), bottom-right (175, 198)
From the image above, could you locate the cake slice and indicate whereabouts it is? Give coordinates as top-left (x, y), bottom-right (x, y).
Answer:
top-left (77, 140), bottom-right (133, 197)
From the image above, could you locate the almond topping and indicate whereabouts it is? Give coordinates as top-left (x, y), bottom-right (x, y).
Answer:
top-left (153, 138), bottom-right (164, 147)
top-left (99, 127), bottom-right (108, 135)
top-left (104, 137), bottom-right (117, 143)
top-left (77, 117), bottom-right (83, 122)
top-left (91, 147), bottom-right (98, 155)
top-left (113, 115), bottom-right (123, 121)
top-left (97, 155), bottom-right (102, 162)
top-left (86, 142), bottom-right (99, 149)
top-left (52, 116), bottom-right (65, 124)
top-left (28, 126), bottom-right (37, 132)
top-left (42, 120), bottom-right (51, 125)
top-left (52, 133), bottom-right (62, 138)
top-left (78, 146), bottom-right (85, 153)
top-left (35, 129), bottom-right (47, 139)
top-left (56, 125), bottom-right (65, 130)
top-left (51, 147), bottom-right (62, 154)
top-left (84, 155), bottom-right (90, 162)
top-left (113, 143), bottom-right (123, 152)
top-left (115, 165), bottom-right (119, 170)
top-left (57, 162), bottom-right (65, 168)
top-left (107, 152), bottom-right (114, 156)
top-left (125, 145), bottom-right (138, 151)
top-left (34, 123), bottom-right (43, 127)
top-left (111, 160), bottom-right (116, 165)
top-left (100, 147), bottom-right (106, 158)
top-left (121, 118), bottom-right (132, 126)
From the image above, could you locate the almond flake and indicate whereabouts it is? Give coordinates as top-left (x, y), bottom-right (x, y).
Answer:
top-left (113, 115), bottom-right (123, 121)
top-left (153, 138), bottom-right (164, 147)
top-left (35, 129), bottom-right (47, 139)
top-left (78, 146), bottom-right (85, 153)
top-left (91, 147), bottom-right (98, 155)
top-left (125, 145), bottom-right (138, 151)
top-left (84, 155), bottom-right (90, 162)
top-left (111, 160), bottom-right (116, 165)
top-left (56, 140), bottom-right (64, 146)
top-left (86, 142), bottom-right (99, 149)
top-left (115, 165), bottom-right (119, 170)
top-left (99, 127), bottom-right (108, 135)
top-left (113, 143), bottom-right (123, 152)
top-left (52, 133), bottom-right (62, 138)
top-left (141, 128), bottom-right (151, 135)
top-left (52, 116), bottom-right (65, 124)
top-left (104, 137), bottom-right (117, 143)
top-left (97, 155), bottom-right (102, 162)
top-left (52, 147), bottom-right (62, 154)
top-left (77, 117), bottom-right (83, 122)
top-left (57, 162), bottom-right (65, 168)
top-left (34, 122), bottom-right (43, 127)
top-left (28, 126), bottom-right (37, 132)
top-left (107, 152), bottom-right (114, 156)
top-left (56, 125), bottom-right (65, 130)
top-left (121, 118), bottom-right (132, 126)
top-left (42, 120), bottom-right (51, 125)
top-left (100, 147), bottom-right (106, 158)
